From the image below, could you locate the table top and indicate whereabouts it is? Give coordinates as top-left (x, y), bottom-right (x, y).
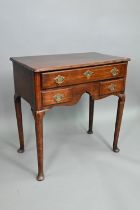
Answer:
top-left (10, 52), bottom-right (130, 72)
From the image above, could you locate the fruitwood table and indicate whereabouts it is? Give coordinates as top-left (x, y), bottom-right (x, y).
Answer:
top-left (10, 52), bottom-right (130, 181)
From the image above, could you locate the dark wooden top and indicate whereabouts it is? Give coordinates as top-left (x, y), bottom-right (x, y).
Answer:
top-left (10, 52), bottom-right (130, 72)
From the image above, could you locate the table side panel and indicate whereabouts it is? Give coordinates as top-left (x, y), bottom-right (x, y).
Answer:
top-left (13, 63), bottom-right (35, 108)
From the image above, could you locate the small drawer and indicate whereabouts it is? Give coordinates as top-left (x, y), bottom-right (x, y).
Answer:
top-left (42, 87), bottom-right (72, 106)
top-left (41, 63), bottom-right (127, 89)
top-left (100, 79), bottom-right (125, 96)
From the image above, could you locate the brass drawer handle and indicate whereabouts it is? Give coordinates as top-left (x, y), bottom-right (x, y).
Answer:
top-left (54, 75), bottom-right (65, 85)
top-left (108, 83), bottom-right (116, 92)
top-left (83, 70), bottom-right (93, 79)
top-left (53, 93), bottom-right (64, 103)
top-left (111, 67), bottom-right (119, 77)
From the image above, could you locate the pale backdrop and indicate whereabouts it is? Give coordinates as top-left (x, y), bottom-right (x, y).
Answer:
top-left (0, 0), bottom-right (140, 210)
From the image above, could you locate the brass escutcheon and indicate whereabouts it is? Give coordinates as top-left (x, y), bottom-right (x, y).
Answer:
top-left (83, 70), bottom-right (93, 79)
top-left (53, 93), bottom-right (64, 103)
top-left (111, 67), bottom-right (119, 77)
top-left (54, 75), bottom-right (65, 85)
top-left (108, 83), bottom-right (116, 92)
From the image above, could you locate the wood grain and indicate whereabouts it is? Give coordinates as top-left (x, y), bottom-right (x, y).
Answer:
top-left (11, 52), bottom-right (130, 181)
top-left (13, 62), bottom-right (35, 108)
top-left (100, 78), bottom-right (125, 96)
top-left (113, 94), bottom-right (125, 152)
top-left (42, 87), bottom-right (72, 106)
top-left (34, 110), bottom-right (45, 181)
top-left (41, 63), bottom-right (127, 89)
top-left (14, 95), bottom-right (24, 153)
top-left (10, 52), bottom-right (130, 72)
top-left (42, 82), bottom-right (99, 108)
top-left (87, 95), bottom-right (94, 134)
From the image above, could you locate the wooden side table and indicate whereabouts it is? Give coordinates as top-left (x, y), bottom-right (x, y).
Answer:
top-left (10, 52), bottom-right (130, 181)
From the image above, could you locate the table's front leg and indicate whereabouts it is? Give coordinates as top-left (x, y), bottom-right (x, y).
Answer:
top-left (34, 110), bottom-right (45, 181)
top-left (113, 94), bottom-right (125, 152)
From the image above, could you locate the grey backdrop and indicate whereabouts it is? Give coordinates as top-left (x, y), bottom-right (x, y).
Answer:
top-left (0, 0), bottom-right (140, 210)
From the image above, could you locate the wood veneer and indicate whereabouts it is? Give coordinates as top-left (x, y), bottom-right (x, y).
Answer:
top-left (10, 52), bottom-right (130, 181)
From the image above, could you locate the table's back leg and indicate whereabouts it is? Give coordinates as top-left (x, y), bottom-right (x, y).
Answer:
top-left (34, 110), bottom-right (45, 181)
top-left (14, 94), bottom-right (24, 153)
top-left (87, 95), bottom-right (94, 134)
top-left (113, 94), bottom-right (125, 152)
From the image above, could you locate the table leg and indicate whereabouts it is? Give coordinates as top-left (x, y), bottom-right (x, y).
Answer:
top-left (14, 94), bottom-right (24, 153)
top-left (87, 95), bottom-right (94, 134)
top-left (113, 94), bottom-right (125, 152)
top-left (34, 110), bottom-right (45, 181)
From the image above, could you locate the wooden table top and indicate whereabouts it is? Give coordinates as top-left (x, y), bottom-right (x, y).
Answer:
top-left (10, 52), bottom-right (130, 72)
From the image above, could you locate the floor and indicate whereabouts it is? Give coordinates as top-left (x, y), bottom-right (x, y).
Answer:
top-left (0, 102), bottom-right (140, 210)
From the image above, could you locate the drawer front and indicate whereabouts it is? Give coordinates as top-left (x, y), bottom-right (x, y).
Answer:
top-left (42, 87), bottom-right (72, 106)
top-left (100, 79), bottom-right (125, 96)
top-left (41, 63), bottom-right (127, 89)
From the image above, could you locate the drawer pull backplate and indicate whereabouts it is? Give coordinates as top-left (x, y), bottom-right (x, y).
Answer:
top-left (54, 75), bottom-right (65, 85)
top-left (83, 70), bottom-right (93, 79)
top-left (111, 67), bottom-right (119, 77)
top-left (108, 83), bottom-right (116, 92)
top-left (53, 93), bottom-right (64, 103)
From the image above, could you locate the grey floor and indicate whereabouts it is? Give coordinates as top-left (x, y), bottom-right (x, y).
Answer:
top-left (0, 102), bottom-right (140, 210)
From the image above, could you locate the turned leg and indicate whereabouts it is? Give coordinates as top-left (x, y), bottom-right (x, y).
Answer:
top-left (34, 110), bottom-right (45, 181)
top-left (113, 94), bottom-right (125, 153)
top-left (14, 94), bottom-right (24, 153)
top-left (87, 95), bottom-right (94, 134)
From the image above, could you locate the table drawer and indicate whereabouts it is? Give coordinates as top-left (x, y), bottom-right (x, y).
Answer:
top-left (42, 87), bottom-right (72, 106)
top-left (100, 79), bottom-right (125, 96)
top-left (41, 63), bottom-right (127, 89)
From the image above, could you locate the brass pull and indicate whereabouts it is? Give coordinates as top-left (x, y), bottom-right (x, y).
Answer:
top-left (54, 75), bottom-right (65, 85)
top-left (53, 93), bottom-right (64, 103)
top-left (111, 67), bottom-right (119, 77)
top-left (108, 83), bottom-right (116, 92)
top-left (83, 70), bottom-right (93, 79)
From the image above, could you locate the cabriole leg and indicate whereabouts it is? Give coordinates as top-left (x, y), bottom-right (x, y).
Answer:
top-left (113, 94), bottom-right (125, 153)
top-left (34, 110), bottom-right (45, 181)
top-left (14, 94), bottom-right (24, 153)
top-left (87, 95), bottom-right (94, 134)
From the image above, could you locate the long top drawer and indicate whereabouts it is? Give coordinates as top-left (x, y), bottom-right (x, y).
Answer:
top-left (41, 63), bottom-right (127, 89)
